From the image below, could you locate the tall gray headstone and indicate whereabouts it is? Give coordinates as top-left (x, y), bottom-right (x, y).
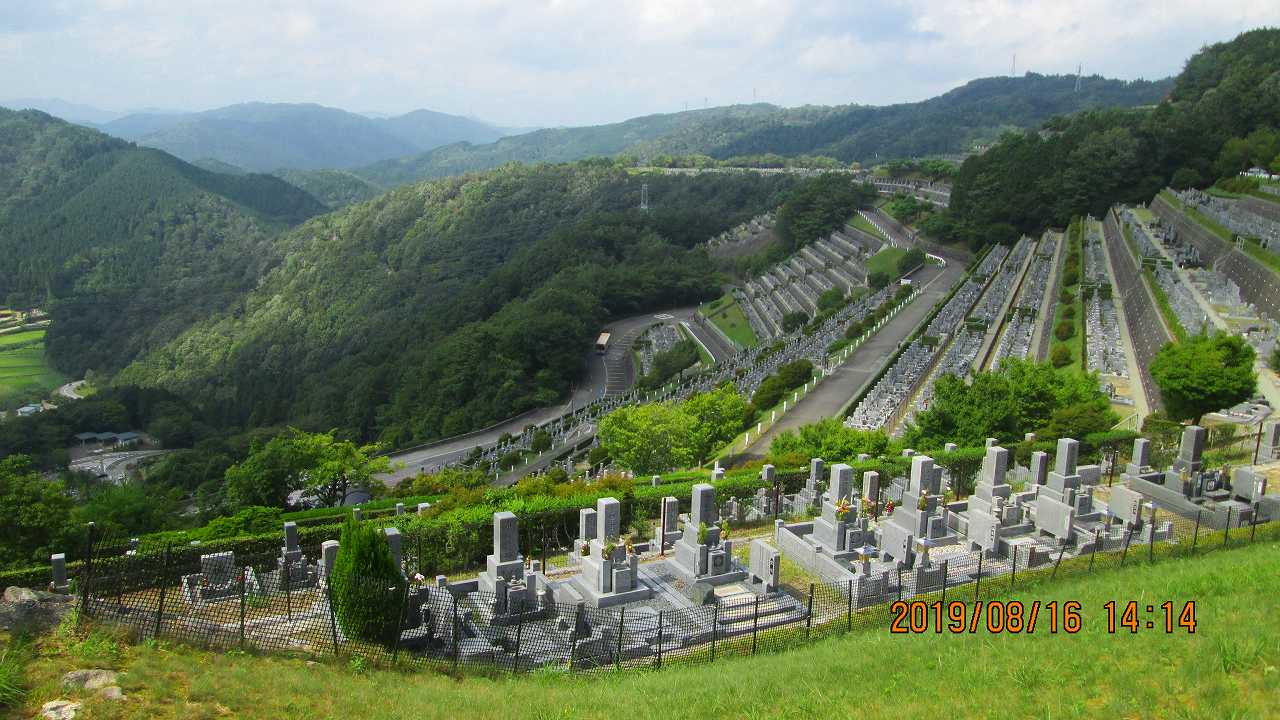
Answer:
top-left (321, 541), bottom-right (339, 578)
top-left (660, 496), bottom-right (679, 533)
top-left (493, 511), bottom-right (519, 562)
top-left (761, 464), bottom-right (776, 484)
top-left (395, 503), bottom-right (405, 516)
top-left (1108, 485), bottom-right (1144, 527)
top-left (596, 497), bottom-right (621, 541)
top-left (712, 467), bottom-right (725, 482)
top-left (652, 475), bottom-right (661, 487)
top-left (828, 463), bottom-right (854, 503)
top-left (862, 471), bottom-right (880, 501)
top-left (1030, 451), bottom-right (1049, 485)
top-left (808, 458), bottom-right (824, 492)
top-left (985, 437), bottom-right (998, 449)
top-left (579, 508), bottom-right (598, 540)
top-left (690, 483), bottom-right (717, 526)
top-left (50, 553), bottom-right (67, 591)
top-left (909, 455), bottom-right (935, 494)
top-left (981, 446), bottom-right (1009, 486)
top-left (944, 442), bottom-right (958, 453)
top-left (1131, 438), bottom-right (1151, 469)
top-left (1179, 426), bottom-right (1205, 466)
top-left (1054, 438), bottom-right (1079, 476)
top-left (383, 527), bottom-right (402, 568)
top-left (1264, 422), bottom-right (1280, 461)
top-left (283, 521), bottom-right (299, 551)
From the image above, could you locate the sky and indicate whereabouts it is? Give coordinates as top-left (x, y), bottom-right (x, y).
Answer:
top-left (2, 1), bottom-right (1278, 127)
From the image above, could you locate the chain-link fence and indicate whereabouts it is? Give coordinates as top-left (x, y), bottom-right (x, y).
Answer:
top-left (73, 492), bottom-right (1278, 675)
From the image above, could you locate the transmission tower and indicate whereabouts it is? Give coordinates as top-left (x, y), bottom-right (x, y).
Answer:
top-left (1075, 64), bottom-right (1082, 92)
top-left (640, 183), bottom-right (649, 211)
top-left (1011, 53), bottom-right (1016, 76)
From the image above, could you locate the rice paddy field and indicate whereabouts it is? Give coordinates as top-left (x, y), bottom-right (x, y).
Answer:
top-left (0, 329), bottom-right (63, 407)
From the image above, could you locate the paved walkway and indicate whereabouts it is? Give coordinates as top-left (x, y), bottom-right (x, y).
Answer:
top-left (740, 261), bottom-right (966, 457)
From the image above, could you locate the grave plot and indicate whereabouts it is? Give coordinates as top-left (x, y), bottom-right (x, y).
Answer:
top-left (1174, 188), bottom-right (1280, 249)
top-left (1152, 264), bottom-right (1210, 335)
top-left (635, 323), bottom-right (683, 376)
top-left (1186, 269), bottom-right (1279, 359)
top-left (1080, 229), bottom-right (1128, 378)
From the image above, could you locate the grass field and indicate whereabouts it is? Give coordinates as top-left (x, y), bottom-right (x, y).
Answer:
top-left (0, 329), bottom-right (62, 407)
top-left (847, 211), bottom-right (884, 239)
top-left (1051, 222), bottom-right (1085, 375)
top-left (865, 246), bottom-right (908, 279)
top-left (701, 294), bottom-right (758, 348)
top-left (8, 538), bottom-right (1278, 719)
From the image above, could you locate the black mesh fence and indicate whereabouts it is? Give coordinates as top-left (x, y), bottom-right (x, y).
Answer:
top-left (73, 496), bottom-right (1280, 675)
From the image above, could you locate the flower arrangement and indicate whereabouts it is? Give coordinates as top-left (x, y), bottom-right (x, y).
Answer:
top-left (884, 500), bottom-right (896, 515)
top-left (579, 543), bottom-right (590, 557)
top-left (603, 542), bottom-right (617, 559)
top-left (721, 520), bottom-right (731, 540)
top-left (834, 497), bottom-right (853, 521)
top-left (697, 522), bottom-right (708, 545)
top-left (860, 497), bottom-right (876, 515)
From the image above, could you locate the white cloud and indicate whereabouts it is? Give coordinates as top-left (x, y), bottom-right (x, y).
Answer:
top-left (2, 0), bottom-right (1278, 125)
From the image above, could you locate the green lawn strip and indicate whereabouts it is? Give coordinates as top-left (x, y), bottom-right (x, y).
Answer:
top-left (1240, 238), bottom-right (1280, 276)
top-left (17, 539), bottom-right (1279, 719)
top-left (847, 211), bottom-right (884, 239)
top-left (0, 329), bottom-right (46, 348)
top-left (1051, 220), bottom-right (1084, 375)
top-left (701, 293), bottom-right (758, 348)
top-left (1143, 269), bottom-right (1189, 343)
top-left (864, 246), bottom-right (908, 279)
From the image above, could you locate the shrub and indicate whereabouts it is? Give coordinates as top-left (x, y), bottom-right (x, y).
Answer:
top-left (1060, 288), bottom-right (1075, 305)
top-left (1061, 305), bottom-right (1076, 320)
top-left (0, 648), bottom-right (24, 708)
top-left (781, 311), bottom-right (809, 333)
top-left (330, 518), bottom-right (405, 647)
top-left (1054, 320), bottom-right (1075, 341)
top-left (1051, 344), bottom-right (1072, 368)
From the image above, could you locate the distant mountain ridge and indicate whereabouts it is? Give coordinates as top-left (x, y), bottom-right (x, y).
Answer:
top-left (354, 73), bottom-right (1173, 187)
top-left (93, 102), bottom-right (514, 171)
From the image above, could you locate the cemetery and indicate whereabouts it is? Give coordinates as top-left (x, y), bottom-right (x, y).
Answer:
top-left (66, 427), bottom-right (1280, 677)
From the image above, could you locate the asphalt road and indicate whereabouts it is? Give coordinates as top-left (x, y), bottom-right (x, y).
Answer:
top-left (69, 450), bottom-right (170, 481)
top-left (741, 260), bottom-right (966, 457)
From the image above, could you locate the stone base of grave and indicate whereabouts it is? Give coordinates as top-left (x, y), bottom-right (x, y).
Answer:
top-left (1125, 475), bottom-right (1254, 529)
top-left (553, 577), bottom-right (654, 609)
top-left (665, 555), bottom-right (747, 587)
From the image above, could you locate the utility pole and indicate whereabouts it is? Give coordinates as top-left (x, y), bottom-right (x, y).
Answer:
top-left (1011, 53), bottom-right (1016, 76)
top-left (1075, 64), bottom-right (1082, 92)
top-left (640, 183), bottom-right (649, 211)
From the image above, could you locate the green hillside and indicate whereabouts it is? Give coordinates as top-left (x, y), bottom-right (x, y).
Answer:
top-left (270, 168), bottom-right (386, 208)
top-left (111, 162), bottom-right (804, 444)
top-left (356, 74), bottom-right (1171, 187)
top-left (0, 108), bottom-right (326, 378)
top-left (942, 28), bottom-right (1280, 246)
top-left (100, 103), bottom-right (509, 172)
top-left (10, 537), bottom-right (1276, 719)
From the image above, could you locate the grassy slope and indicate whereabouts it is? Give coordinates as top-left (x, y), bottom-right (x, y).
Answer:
top-left (1052, 222), bottom-right (1084, 375)
top-left (847, 212), bottom-right (884, 239)
top-left (701, 293), bottom-right (759, 348)
top-left (12, 539), bottom-right (1279, 719)
top-left (865, 246), bottom-right (908, 278)
top-left (0, 329), bottom-right (62, 406)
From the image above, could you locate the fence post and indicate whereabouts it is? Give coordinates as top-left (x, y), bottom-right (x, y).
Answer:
top-left (1250, 504), bottom-right (1258, 543)
top-left (153, 543), bottom-right (170, 640)
top-left (1051, 548), bottom-right (1065, 580)
top-left (751, 595), bottom-right (761, 654)
top-left (805, 584), bottom-right (815, 639)
top-left (615, 607), bottom-right (626, 671)
top-left (974, 553), bottom-right (983, 602)
top-left (896, 568), bottom-right (903, 601)
top-left (1010, 547), bottom-right (1017, 590)
top-left (238, 568), bottom-right (247, 647)
top-left (567, 605), bottom-right (583, 672)
top-left (711, 604), bottom-right (719, 661)
top-left (940, 560), bottom-right (948, 607)
top-left (451, 593), bottom-right (460, 670)
top-left (1088, 530), bottom-right (1100, 573)
top-left (391, 582), bottom-right (410, 663)
top-left (1120, 528), bottom-right (1133, 567)
top-left (1223, 507), bottom-right (1232, 547)
top-left (78, 522), bottom-right (96, 623)
top-left (846, 579), bottom-right (853, 631)
top-left (325, 582), bottom-right (340, 656)
top-left (512, 598), bottom-right (525, 673)
top-left (655, 611), bottom-right (664, 670)
top-left (1192, 510), bottom-right (1201, 552)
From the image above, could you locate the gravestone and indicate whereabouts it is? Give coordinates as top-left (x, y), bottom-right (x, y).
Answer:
top-left (596, 497), bottom-right (621, 541)
top-left (653, 496), bottom-right (680, 551)
top-left (690, 483), bottom-right (717, 527)
top-left (1054, 438), bottom-right (1079, 477)
top-left (748, 539), bottom-right (780, 593)
top-left (1108, 485), bottom-right (1144, 527)
top-left (494, 512), bottom-right (519, 562)
top-left (320, 541), bottom-right (339, 580)
top-left (1263, 422), bottom-right (1280, 462)
top-left (579, 508), bottom-right (597, 541)
top-left (1030, 451), bottom-right (1049, 485)
top-left (1035, 495), bottom-right (1075, 541)
top-left (383, 527), bottom-right (403, 569)
top-left (50, 553), bottom-right (68, 593)
top-left (1127, 438), bottom-right (1152, 474)
top-left (395, 503), bottom-right (405, 516)
top-left (283, 521), bottom-right (299, 552)
top-left (862, 471), bottom-right (879, 502)
top-left (1172, 425), bottom-right (1205, 474)
top-left (1231, 467), bottom-right (1267, 503)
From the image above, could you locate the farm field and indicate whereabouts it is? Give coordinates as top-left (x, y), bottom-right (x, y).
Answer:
top-left (0, 329), bottom-right (63, 406)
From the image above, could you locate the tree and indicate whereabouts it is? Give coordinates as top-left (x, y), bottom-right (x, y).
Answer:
top-left (1054, 320), bottom-right (1075, 341)
top-left (897, 247), bottom-right (927, 276)
top-left (598, 403), bottom-right (695, 474)
top-left (868, 270), bottom-right (892, 290)
top-left (1050, 344), bottom-right (1072, 368)
top-left (329, 518), bottom-right (405, 646)
top-left (768, 418), bottom-right (890, 466)
top-left (782, 311), bottom-right (809, 333)
top-left (224, 428), bottom-right (389, 508)
top-left (531, 429), bottom-right (552, 453)
top-left (1150, 333), bottom-right (1256, 423)
top-left (817, 288), bottom-right (845, 314)
top-left (682, 386), bottom-right (752, 464)
top-left (933, 447), bottom-right (986, 498)
top-left (0, 455), bottom-right (76, 569)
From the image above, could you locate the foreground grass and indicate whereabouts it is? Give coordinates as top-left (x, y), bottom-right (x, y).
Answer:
top-left (9, 539), bottom-right (1279, 719)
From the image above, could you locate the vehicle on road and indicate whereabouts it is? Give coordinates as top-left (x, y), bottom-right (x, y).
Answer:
top-left (595, 332), bottom-right (611, 355)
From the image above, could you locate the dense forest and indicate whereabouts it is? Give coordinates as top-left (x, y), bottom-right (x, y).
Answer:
top-left (109, 162), bottom-right (805, 445)
top-left (938, 28), bottom-right (1280, 246)
top-left (355, 74), bottom-right (1170, 187)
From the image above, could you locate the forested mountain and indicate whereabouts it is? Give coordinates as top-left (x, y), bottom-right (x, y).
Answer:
top-left (98, 103), bottom-right (509, 171)
top-left (941, 28), bottom-right (1280, 246)
top-left (112, 162), bottom-right (802, 444)
top-left (355, 74), bottom-right (1171, 187)
top-left (0, 108), bottom-right (325, 375)
top-left (269, 168), bottom-right (386, 209)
